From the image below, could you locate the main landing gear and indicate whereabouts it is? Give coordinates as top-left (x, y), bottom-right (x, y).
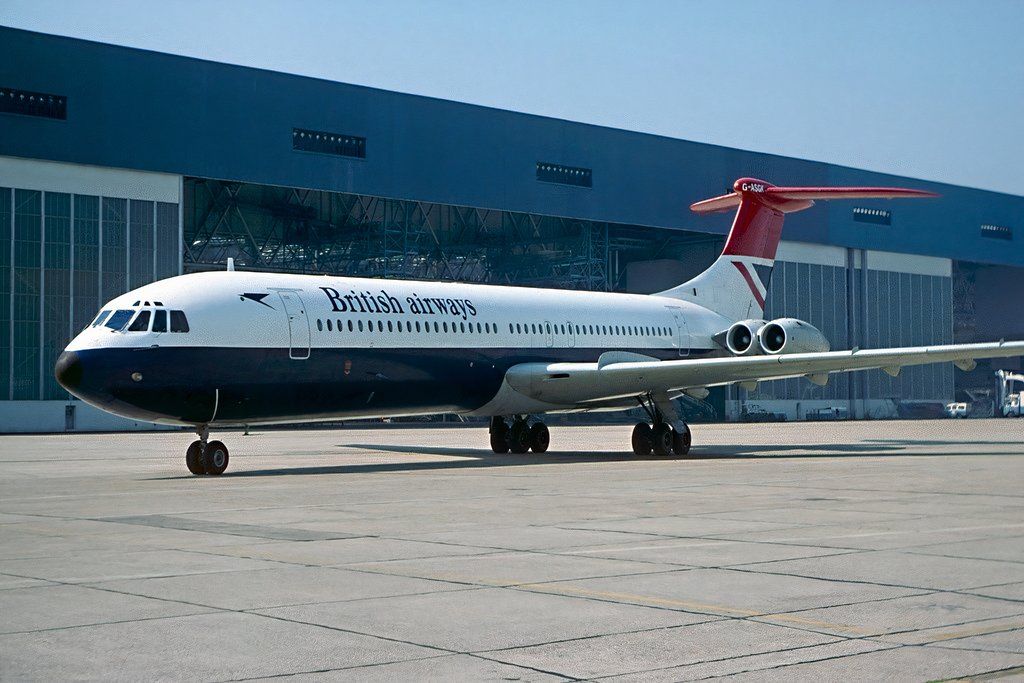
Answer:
top-left (631, 394), bottom-right (691, 457)
top-left (489, 416), bottom-right (550, 454)
top-left (185, 424), bottom-right (230, 476)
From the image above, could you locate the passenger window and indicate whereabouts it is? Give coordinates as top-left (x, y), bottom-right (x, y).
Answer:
top-left (358, 320), bottom-right (364, 332)
top-left (91, 310), bottom-right (112, 327)
top-left (152, 310), bottom-right (168, 333)
top-left (170, 310), bottom-right (190, 333)
top-left (127, 310), bottom-right (151, 332)
top-left (348, 320), bottom-right (353, 332)
top-left (415, 321), bottom-right (421, 332)
top-left (317, 319), bottom-right (323, 332)
top-left (387, 321), bottom-right (393, 332)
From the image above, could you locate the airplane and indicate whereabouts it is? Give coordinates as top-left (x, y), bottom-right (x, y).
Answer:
top-left (55, 177), bottom-right (1024, 476)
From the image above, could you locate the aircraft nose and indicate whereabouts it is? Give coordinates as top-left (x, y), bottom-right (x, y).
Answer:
top-left (55, 351), bottom-right (83, 391)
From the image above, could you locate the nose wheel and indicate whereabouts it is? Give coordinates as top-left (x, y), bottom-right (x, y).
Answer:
top-left (186, 426), bottom-right (230, 476)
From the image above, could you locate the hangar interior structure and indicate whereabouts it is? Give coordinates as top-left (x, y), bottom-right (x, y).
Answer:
top-left (1, 26), bottom-right (1022, 432)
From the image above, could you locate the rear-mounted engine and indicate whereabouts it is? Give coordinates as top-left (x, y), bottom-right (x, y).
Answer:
top-left (725, 319), bottom-right (768, 356)
top-left (758, 318), bottom-right (830, 355)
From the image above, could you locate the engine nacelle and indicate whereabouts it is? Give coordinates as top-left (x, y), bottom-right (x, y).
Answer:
top-left (725, 319), bottom-right (768, 356)
top-left (758, 318), bottom-right (830, 355)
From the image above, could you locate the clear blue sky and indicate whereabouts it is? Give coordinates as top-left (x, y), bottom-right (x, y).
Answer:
top-left (3, 0), bottom-right (1022, 194)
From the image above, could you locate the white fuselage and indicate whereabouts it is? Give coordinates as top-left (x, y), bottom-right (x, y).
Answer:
top-left (59, 271), bottom-right (730, 426)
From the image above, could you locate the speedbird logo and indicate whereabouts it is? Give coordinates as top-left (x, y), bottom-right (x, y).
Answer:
top-left (239, 292), bottom-right (275, 309)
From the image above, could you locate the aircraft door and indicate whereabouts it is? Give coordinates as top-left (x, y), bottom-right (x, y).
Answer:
top-left (669, 307), bottom-right (690, 357)
top-left (277, 291), bottom-right (311, 360)
top-left (543, 321), bottom-right (554, 347)
top-left (566, 321), bottom-right (576, 348)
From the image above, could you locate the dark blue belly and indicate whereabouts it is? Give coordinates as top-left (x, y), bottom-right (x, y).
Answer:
top-left (66, 345), bottom-right (701, 425)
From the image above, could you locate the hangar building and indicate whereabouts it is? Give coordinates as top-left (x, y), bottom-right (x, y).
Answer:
top-left (1, 27), bottom-right (1022, 431)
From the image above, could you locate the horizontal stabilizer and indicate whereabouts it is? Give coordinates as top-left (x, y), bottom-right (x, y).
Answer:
top-left (767, 186), bottom-right (938, 202)
top-left (689, 193), bottom-right (742, 214)
top-left (690, 178), bottom-right (937, 215)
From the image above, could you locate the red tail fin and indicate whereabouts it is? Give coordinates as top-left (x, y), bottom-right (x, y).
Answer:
top-left (692, 177), bottom-right (937, 261)
top-left (657, 178), bottom-right (937, 320)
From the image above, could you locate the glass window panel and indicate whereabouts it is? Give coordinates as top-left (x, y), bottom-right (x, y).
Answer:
top-left (0, 187), bottom-right (10, 400)
top-left (808, 263), bottom-right (821, 330)
top-left (129, 199), bottom-right (154, 288)
top-left (12, 189), bottom-right (41, 399)
top-left (101, 197), bottom-right (127, 303)
top-left (152, 309), bottom-right (167, 333)
top-left (104, 309), bottom-right (134, 331)
top-left (865, 270), bottom-right (879, 399)
top-left (43, 192), bottom-right (71, 399)
top-left (156, 202), bottom-right (179, 280)
top-left (127, 310), bottom-right (150, 332)
top-left (72, 195), bottom-right (100, 335)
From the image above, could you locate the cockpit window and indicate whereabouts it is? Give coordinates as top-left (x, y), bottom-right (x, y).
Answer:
top-left (152, 309), bottom-right (168, 333)
top-left (91, 310), bottom-right (112, 328)
top-left (127, 310), bottom-right (151, 332)
top-left (104, 310), bottom-right (135, 331)
top-left (170, 310), bottom-right (190, 333)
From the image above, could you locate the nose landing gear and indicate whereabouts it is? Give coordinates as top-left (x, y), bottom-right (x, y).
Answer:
top-left (185, 425), bottom-right (230, 476)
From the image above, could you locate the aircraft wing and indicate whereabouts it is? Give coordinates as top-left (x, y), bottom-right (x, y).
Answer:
top-left (503, 341), bottom-right (1024, 407)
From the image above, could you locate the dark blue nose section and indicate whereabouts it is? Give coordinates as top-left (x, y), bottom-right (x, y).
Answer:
top-left (55, 351), bottom-right (82, 391)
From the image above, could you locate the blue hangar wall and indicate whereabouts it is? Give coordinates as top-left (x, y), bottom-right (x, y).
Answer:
top-left (1, 26), bottom-right (1022, 267)
top-left (0, 26), bottom-right (1021, 430)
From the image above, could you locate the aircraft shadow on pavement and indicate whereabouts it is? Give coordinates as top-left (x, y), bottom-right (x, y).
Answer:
top-left (164, 438), bottom-right (1018, 479)
top-left (148, 436), bottom-right (1018, 479)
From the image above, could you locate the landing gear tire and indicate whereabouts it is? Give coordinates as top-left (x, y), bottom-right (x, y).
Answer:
top-left (631, 422), bottom-right (653, 456)
top-left (186, 440), bottom-right (205, 475)
top-left (489, 420), bottom-right (509, 454)
top-left (529, 422), bottom-right (550, 453)
top-left (203, 440), bottom-right (229, 476)
top-left (672, 423), bottom-right (692, 456)
top-left (508, 420), bottom-right (531, 454)
top-left (651, 423), bottom-right (674, 457)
